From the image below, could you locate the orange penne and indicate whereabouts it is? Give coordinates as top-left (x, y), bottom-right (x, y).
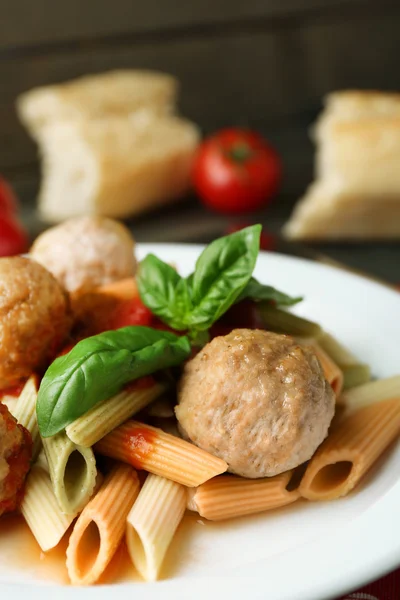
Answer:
top-left (71, 277), bottom-right (138, 335)
top-left (299, 397), bottom-right (400, 501)
top-left (95, 277), bottom-right (138, 299)
top-left (303, 340), bottom-right (344, 397)
top-left (187, 470), bottom-right (299, 521)
top-left (66, 464), bottom-right (139, 585)
top-left (95, 420), bottom-right (228, 487)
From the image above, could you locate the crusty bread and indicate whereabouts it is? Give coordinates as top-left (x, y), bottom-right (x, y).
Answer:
top-left (17, 70), bottom-right (177, 140)
top-left (284, 90), bottom-right (400, 240)
top-left (37, 112), bottom-right (200, 222)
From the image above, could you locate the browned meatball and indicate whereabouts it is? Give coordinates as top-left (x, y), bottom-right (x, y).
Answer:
top-left (0, 402), bottom-right (32, 517)
top-left (30, 216), bottom-right (136, 294)
top-left (0, 257), bottom-right (70, 389)
top-left (176, 329), bottom-right (335, 478)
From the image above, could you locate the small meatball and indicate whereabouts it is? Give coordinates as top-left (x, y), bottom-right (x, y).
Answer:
top-left (30, 216), bottom-right (136, 294)
top-left (0, 257), bottom-right (70, 389)
top-left (176, 329), bottom-right (335, 478)
top-left (0, 402), bottom-right (32, 517)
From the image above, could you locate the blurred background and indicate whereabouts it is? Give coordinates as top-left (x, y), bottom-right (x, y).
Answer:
top-left (1, 0), bottom-right (400, 282)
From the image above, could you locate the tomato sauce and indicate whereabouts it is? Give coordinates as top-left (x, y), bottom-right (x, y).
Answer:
top-left (0, 512), bottom-right (202, 585)
top-left (121, 425), bottom-right (157, 469)
top-left (123, 376), bottom-right (156, 393)
top-left (0, 383), bottom-right (25, 401)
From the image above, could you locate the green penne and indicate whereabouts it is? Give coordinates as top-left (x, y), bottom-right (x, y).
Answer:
top-left (258, 304), bottom-right (322, 338)
top-left (342, 375), bottom-right (400, 416)
top-left (318, 332), bottom-right (371, 389)
top-left (42, 431), bottom-right (97, 515)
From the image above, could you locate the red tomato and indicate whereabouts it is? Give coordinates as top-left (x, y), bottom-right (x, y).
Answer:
top-left (0, 214), bottom-right (29, 257)
top-left (105, 297), bottom-right (153, 330)
top-left (193, 129), bottom-right (281, 213)
top-left (0, 176), bottom-right (18, 216)
top-left (226, 222), bottom-right (277, 252)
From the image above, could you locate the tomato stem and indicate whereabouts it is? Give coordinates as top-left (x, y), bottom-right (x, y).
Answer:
top-left (226, 143), bottom-right (254, 163)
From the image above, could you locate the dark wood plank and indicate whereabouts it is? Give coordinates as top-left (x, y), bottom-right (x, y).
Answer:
top-left (0, 27), bottom-right (309, 169)
top-left (2, 3), bottom-right (400, 171)
top-left (298, 9), bottom-right (400, 99)
top-left (0, 0), bottom-right (367, 50)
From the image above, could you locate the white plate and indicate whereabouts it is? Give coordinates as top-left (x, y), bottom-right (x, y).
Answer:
top-left (1, 243), bottom-right (400, 600)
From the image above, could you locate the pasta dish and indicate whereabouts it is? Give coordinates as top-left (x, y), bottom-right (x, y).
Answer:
top-left (0, 218), bottom-right (399, 586)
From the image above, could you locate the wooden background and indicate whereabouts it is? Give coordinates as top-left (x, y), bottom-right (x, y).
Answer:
top-left (1, 0), bottom-right (400, 281)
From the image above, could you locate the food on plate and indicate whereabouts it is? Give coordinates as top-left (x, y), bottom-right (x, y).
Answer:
top-left (284, 90), bottom-right (400, 240)
top-left (70, 278), bottom-right (145, 337)
top-left (21, 464), bottom-right (76, 552)
top-left (12, 376), bottom-right (41, 460)
top-left (0, 257), bottom-right (70, 390)
top-left (66, 463), bottom-right (140, 585)
top-left (299, 396), bottom-right (400, 500)
top-left (0, 225), bottom-right (399, 586)
top-left (16, 69), bottom-right (177, 139)
top-left (193, 128), bottom-right (281, 213)
top-left (188, 470), bottom-right (299, 521)
top-left (126, 473), bottom-right (186, 582)
top-left (0, 402), bottom-right (32, 517)
top-left (94, 419), bottom-right (228, 487)
top-left (176, 329), bottom-right (335, 477)
top-left (30, 216), bottom-right (136, 294)
top-left (33, 114), bottom-right (199, 222)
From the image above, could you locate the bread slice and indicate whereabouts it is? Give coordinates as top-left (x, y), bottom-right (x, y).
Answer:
top-left (284, 90), bottom-right (400, 240)
top-left (17, 70), bottom-right (178, 140)
top-left (37, 112), bottom-right (200, 222)
top-left (283, 184), bottom-right (400, 240)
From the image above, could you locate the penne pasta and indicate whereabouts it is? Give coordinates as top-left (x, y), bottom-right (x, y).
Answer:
top-left (21, 465), bottom-right (76, 552)
top-left (95, 420), bottom-right (228, 487)
top-left (66, 381), bottom-right (165, 447)
top-left (302, 340), bottom-right (344, 397)
top-left (188, 470), bottom-right (300, 521)
top-left (95, 277), bottom-right (138, 300)
top-left (299, 397), bottom-right (400, 500)
top-left (35, 448), bottom-right (50, 473)
top-left (71, 277), bottom-right (138, 335)
top-left (1, 394), bottom-right (19, 414)
top-left (259, 303), bottom-right (322, 338)
top-left (66, 464), bottom-right (140, 585)
top-left (318, 331), bottom-right (371, 389)
top-left (13, 375), bottom-right (41, 460)
top-left (126, 474), bottom-right (186, 581)
top-left (42, 431), bottom-right (97, 514)
top-left (341, 375), bottom-right (400, 416)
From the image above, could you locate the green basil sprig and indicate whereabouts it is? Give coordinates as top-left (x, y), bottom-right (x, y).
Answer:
top-left (37, 327), bottom-right (191, 437)
top-left (137, 225), bottom-right (262, 336)
top-left (237, 277), bottom-right (303, 306)
top-left (137, 224), bottom-right (301, 336)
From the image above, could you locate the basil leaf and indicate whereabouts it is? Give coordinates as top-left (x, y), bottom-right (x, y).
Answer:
top-left (237, 277), bottom-right (303, 307)
top-left (188, 224), bottom-right (261, 329)
top-left (137, 254), bottom-right (190, 330)
top-left (37, 326), bottom-right (191, 437)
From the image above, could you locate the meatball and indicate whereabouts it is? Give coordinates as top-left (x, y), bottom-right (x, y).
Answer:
top-left (176, 329), bottom-right (335, 478)
top-left (0, 402), bottom-right (32, 517)
top-left (30, 216), bottom-right (136, 294)
top-left (0, 257), bottom-right (70, 389)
